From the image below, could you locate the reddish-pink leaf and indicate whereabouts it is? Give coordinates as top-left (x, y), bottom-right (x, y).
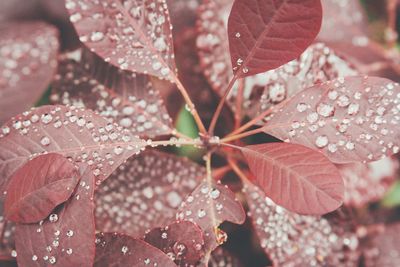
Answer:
top-left (144, 221), bottom-right (204, 266)
top-left (209, 248), bottom-right (243, 267)
top-left (94, 232), bottom-right (177, 267)
top-left (0, 21), bottom-right (59, 124)
top-left (364, 223), bottom-right (400, 267)
top-left (65, 0), bottom-right (176, 80)
top-left (241, 143), bottom-right (344, 214)
top-left (228, 0), bottom-right (322, 77)
top-left (15, 163), bottom-right (96, 267)
top-left (176, 180), bottom-right (245, 259)
top-left (0, 208), bottom-right (15, 260)
top-left (244, 182), bottom-right (361, 266)
top-left (339, 157), bottom-right (398, 207)
top-left (51, 53), bottom-right (173, 138)
top-left (0, 105), bottom-right (146, 191)
top-left (95, 150), bottom-right (203, 236)
top-left (4, 153), bottom-right (80, 223)
top-left (263, 76), bottom-right (400, 164)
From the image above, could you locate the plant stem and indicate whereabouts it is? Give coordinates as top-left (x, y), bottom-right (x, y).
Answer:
top-left (173, 130), bottom-right (195, 141)
top-left (227, 158), bottom-right (250, 183)
top-left (221, 127), bottom-right (264, 143)
top-left (150, 139), bottom-right (202, 148)
top-left (212, 165), bottom-right (232, 181)
top-left (208, 74), bottom-right (239, 135)
top-left (386, 0), bottom-right (399, 49)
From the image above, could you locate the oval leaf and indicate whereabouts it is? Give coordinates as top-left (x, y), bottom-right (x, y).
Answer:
top-left (51, 54), bottom-right (173, 138)
top-left (5, 153), bottom-right (80, 223)
top-left (15, 163), bottom-right (96, 267)
top-left (0, 21), bottom-right (59, 124)
top-left (176, 180), bottom-right (245, 257)
top-left (0, 105), bottom-right (146, 191)
top-left (263, 76), bottom-right (400, 163)
top-left (144, 221), bottom-right (204, 266)
top-left (228, 0), bottom-right (322, 77)
top-left (243, 182), bottom-right (360, 266)
top-left (94, 232), bottom-right (177, 267)
top-left (65, 0), bottom-right (176, 80)
top-left (241, 143), bottom-right (344, 214)
top-left (95, 150), bottom-right (203, 236)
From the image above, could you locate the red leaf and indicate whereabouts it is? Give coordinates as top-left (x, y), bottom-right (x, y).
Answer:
top-left (339, 157), bottom-right (398, 207)
top-left (0, 105), bottom-right (146, 191)
top-left (94, 232), bottom-right (177, 267)
top-left (5, 154), bottom-right (80, 223)
top-left (144, 221), bottom-right (204, 266)
top-left (244, 182), bottom-right (360, 266)
top-left (51, 53), bottom-right (173, 138)
top-left (228, 0), bottom-right (322, 77)
top-left (0, 21), bottom-right (59, 124)
top-left (209, 248), bottom-right (243, 267)
top-left (241, 143), bottom-right (344, 214)
top-left (176, 180), bottom-right (245, 259)
top-left (15, 163), bottom-right (96, 267)
top-left (263, 76), bottom-right (400, 163)
top-left (65, 0), bottom-right (176, 80)
top-left (95, 150), bottom-right (203, 236)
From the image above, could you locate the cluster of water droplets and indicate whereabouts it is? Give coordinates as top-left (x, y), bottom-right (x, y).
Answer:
top-left (66, 0), bottom-right (176, 79)
top-left (266, 76), bottom-right (400, 162)
top-left (51, 59), bottom-right (172, 138)
top-left (0, 105), bottom-right (146, 185)
top-left (244, 184), bottom-right (360, 266)
top-left (95, 150), bottom-right (203, 236)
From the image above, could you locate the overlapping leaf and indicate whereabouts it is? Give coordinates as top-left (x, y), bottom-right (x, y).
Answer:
top-left (95, 150), bottom-right (203, 236)
top-left (144, 221), bottom-right (204, 266)
top-left (196, 1), bottom-right (358, 118)
top-left (241, 143), bottom-right (344, 214)
top-left (339, 157), bottom-right (398, 207)
top-left (51, 52), bottom-right (173, 138)
top-left (4, 153), bottom-right (80, 223)
top-left (263, 76), bottom-right (400, 163)
top-left (176, 180), bottom-right (245, 260)
top-left (243, 182), bottom-right (361, 266)
top-left (15, 163), bottom-right (96, 267)
top-left (0, 21), bottom-right (59, 124)
top-left (228, 0), bottom-right (322, 77)
top-left (0, 105), bottom-right (146, 191)
top-left (94, 232), bottom-right (177, 267)
top-left (65, 0), bottom-right (176, 80)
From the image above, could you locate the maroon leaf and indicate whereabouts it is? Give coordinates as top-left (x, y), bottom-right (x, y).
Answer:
top-left (144, 221), bottom-right (204, 266)
top-left (51, 53), bottom-right (173, 138)
top-left (339, 157), bottom-right (398, 207)
top-left (94, 232), bottom-right (177, 267)
top-left (364, 223), bottom-right (400, 267)
top-left (95, 150), bottom-right (203, 236)
top-left (0, 105), bottom-right (146, 192)
top-left (0, 21), bottom-right (59, 124)
top-left (244, 182), bottom-right (360, 266)
top-left (15, 163), bottom-right (96, 267)
top-left (241, 143), bottom-right (344, 214)
top-left (5, 153), bottom-right (80, 223)
top-left (209, 248), bottom-right (243, 267)
top-left (176, 180), bottom-right (245, 259)
top-left (228, 0), bottom-right (322, 77)
top-left (263, 76), bottom-right (400, 163)
top-left (65, 0), bottom-right (176, 80)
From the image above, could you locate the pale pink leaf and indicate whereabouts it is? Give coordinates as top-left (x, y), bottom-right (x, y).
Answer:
top-left (241, 143), bottom-right (344, 214)
top-left (0, 21), bottom-right (59, 124)
top-left (0, 105), bottom-right (146, 191)
top-left (339, 157), bottom-right (398, 207)
top-left (65, 0), bottom-right (176, 80)
top-left (15, 163), bottom-right (96, 267)
top-left (5, 153), bottom-right (80, 223)
top-left (244, 182), bottom-right (360, 266)
top-left (95, 150), bottom-right (203, 236)
top-left (176, 180), bottom-right (245, 259)
top-left (94, 232), bottom-right (177, 267)
top-left (144, 221), bottom-right (204, 266)
top-left (228, 0), bottom-right (322, 77)
top-left (263, 76), bottom-right (400, 163)
top-left (51, 54), bottom-right (173, 138)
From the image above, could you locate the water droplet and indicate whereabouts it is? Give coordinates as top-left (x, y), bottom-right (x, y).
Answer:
top-left (197, 209), bottom-right (206, 218)
top-left (49, 214), bottom-right (58, 223)
top-left (296, 103), bottom-right (307, 112)
top-left (315, 136), bottom-right (328, 148)
top-left (317, 103), bottom-right (334, 117)
top-left (40, 136), bottom-right (50, 146)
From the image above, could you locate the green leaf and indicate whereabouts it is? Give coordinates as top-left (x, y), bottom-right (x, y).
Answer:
top-left (381, 181), bottom-right (400, 208)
